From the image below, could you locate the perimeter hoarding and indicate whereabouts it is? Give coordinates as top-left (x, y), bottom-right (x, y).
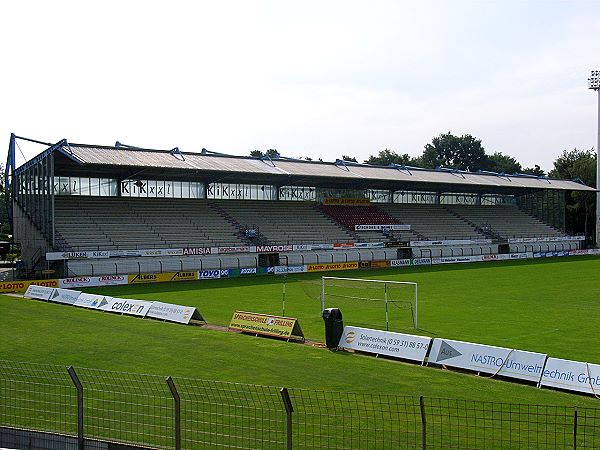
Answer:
top-left (97, 297), bottom-right (153, 317)
top-left (146, 301), bottom-right (205, 325)
top-left (0, 279), bottom-right (59, 294)
top-left (49, 288), bottom-right (82, 305)
top-left (540, 357), bottom-right (600, 395)
top-left (73, 293), bottom-right (112, 309)
top-left (228, 311), bottom-right (304, 341)
top-left (306, 262), bottom-right (359, 272)
top-left (428, 338), bottom-right (547, 383)
top-left (128, 271), bottom-right (198, 284)
top-left (23, 285), bottom-right (55, 301)
top-left (339, 326), bottom-right (431, 363)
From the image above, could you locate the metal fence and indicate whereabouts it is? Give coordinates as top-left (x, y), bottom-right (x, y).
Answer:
top-left (1, 360), bottom-right (600, 449)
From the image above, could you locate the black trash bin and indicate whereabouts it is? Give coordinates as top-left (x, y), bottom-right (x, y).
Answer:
top-left (322, 308), bottom-right (343, 349)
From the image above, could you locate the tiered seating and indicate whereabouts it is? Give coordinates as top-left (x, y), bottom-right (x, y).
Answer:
top-left (54, 197), bottom-right (245, 250)
top-left (380, 204), bottom-right (484, 241)
top-left (447, 205), bottom-right (564, 239)
top-left (215, 200), bottom-right (354, 244)
top-left (317, 204), bottom-right (420, 242)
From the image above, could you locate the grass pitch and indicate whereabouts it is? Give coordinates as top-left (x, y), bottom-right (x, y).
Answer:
top-left (2, 256), bottom-right (600, 408)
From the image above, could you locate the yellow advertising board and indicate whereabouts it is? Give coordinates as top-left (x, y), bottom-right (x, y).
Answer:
top-left (228, 311), bottom-right (304, 341)
top-left (128, 271), bottom-right (198, 284)
top-left (306, 262), bottom-right (359, 272)
top-left (0, 278), bottom-right (59, 293)
top-left (323, 197), bottom-right (370, 205)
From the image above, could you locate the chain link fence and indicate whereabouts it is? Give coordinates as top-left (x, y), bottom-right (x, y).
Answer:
top-left (1, 359), bottom-right (600, 449)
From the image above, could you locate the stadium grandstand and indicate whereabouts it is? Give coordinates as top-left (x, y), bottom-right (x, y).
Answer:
top-left (5, 134), bottom-right (595, 278)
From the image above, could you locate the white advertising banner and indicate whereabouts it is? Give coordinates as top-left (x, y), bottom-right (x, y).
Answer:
top-left (339, 326), bottom-right (431, 363)
top-left (508, 236), bottom-right (585, 244)
top-left (59, 275), bottom-right (128, 289)
top-left (147, 301), bottom-right (198, 324)
top-left (432, 255), bottom-right (484, 265)
top-left (410, 239), bottom-right (492, 247)
top-left (274, 265), bottom-right (307, 275)
top-left (46, 250), bottom-right (110, 261)
top-left (428, 338), bottom-right (547, 383)
top-left (49, 288), bottom-right (82, 305)
top-left (540, 357), bottom-right (600, 395)
top-left (97, 297), bottom-right (153, 317)
top-left (355, 224), bottom-right (412, 231)
top-left (24, 285), bottom-right (55, 301)
top-left (390, 259), bottom-right (411, 267)
top-left (73, 293), bottom-right (113, 309)
top-left (198, 269), bottom-right (221, 279)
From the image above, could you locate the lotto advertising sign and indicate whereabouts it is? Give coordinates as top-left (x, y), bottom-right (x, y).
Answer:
top-left (339, 326), bottom-right (431, 363)
top-left (0, 279), bottom-right (58, 293)
top-left (228, 311), bottom-right (303, 340)
top-left (428, 338), bottom-right (547, 383)
top-left (540, 358), bottom-right (600, 395)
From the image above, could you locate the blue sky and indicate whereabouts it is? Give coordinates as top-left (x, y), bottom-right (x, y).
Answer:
top-left (2, 0), bottom-right (600, 172)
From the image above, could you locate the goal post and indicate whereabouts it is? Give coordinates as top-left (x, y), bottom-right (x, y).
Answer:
top-left (320, 276), bottom-right (418, 330)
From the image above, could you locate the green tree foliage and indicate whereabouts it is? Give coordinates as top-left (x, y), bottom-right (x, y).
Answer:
top-left (364, 149), bottom-right (419, 166)
top-left (485, 152), bottom-right (522, 174)
top-left (421, 133), bottom-right (487, 171)
top-left (549, 148), bottom-right (596, 240)
top-left (250, 149), bottom-right (280, 158)
top-left (522, 165), bottom-right (545, 176)
top-left (341, 155), bottom-right (357, 162)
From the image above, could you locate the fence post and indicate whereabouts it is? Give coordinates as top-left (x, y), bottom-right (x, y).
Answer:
top-left (280, 387), bottom-right (294, 450)
top-left (573, 406), bottom-right (578, 450)
top-left (67, 366), bottom-right (84, 450)
top-left (166, 376), bottom-right (181, 450)
top-left (420, 396), bottom-right (426, 450)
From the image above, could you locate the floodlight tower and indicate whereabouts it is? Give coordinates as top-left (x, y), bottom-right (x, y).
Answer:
top-left (589, 70), bottom-right (600, 246)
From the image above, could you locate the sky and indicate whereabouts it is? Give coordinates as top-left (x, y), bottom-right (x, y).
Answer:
top-left (2, 0), bottom-right (600, 172)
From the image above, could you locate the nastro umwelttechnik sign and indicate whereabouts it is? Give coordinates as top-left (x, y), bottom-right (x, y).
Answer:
top-left (540, 357), bottom-right (600, 395)
top-left (428, 338), bottom-right (547, 383)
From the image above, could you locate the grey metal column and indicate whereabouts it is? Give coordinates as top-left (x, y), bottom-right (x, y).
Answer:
top-left (588, 71), bottom-right (600, 246)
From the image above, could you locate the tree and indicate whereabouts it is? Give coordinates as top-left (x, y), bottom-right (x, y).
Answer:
top-left (250, 149), bottom-right (280, 158)
top-left (485, 152), bottom-right (522, 174)
top-left (422, 133), bottom-right (487, 171)
top-left (549, 148), bottom-right (596, 241)
top-left (522, 165), bottom-right (545, 176)
top-left (364, 149), bottom-right (418, 166)
top-left (341, 155), bottom-right (357, 162)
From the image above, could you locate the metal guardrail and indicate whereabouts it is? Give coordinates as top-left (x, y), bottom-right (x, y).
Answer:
top-left (1, 360), bottom-right (600, 449)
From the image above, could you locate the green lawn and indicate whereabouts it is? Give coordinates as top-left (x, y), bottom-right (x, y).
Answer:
top-left (2, 256), bottom-right (600, 408)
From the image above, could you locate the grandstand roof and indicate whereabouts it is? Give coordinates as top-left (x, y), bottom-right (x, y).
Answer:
top-left (21, 141), bottom-right (597, 195)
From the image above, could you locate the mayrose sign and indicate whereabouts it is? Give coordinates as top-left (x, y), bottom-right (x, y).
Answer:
top-left (540, 357), bottom-right (600, 395)
top-left (339, 326), bottom-right (431, 363)
top-left (427, 338), bottom-right (547, 383)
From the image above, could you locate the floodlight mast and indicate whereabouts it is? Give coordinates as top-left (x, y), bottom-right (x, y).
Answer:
top-left (589, 70), bottom-right (600, 247)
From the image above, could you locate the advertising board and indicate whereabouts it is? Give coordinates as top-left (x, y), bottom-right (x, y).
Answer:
top-left (428, 338), bottom-right (547, 383)
top-left (339, 326), bottom-right (431, 363)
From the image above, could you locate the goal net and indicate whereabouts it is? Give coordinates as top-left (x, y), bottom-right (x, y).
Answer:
top-left (304, 276), bottom-right (418, 331)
